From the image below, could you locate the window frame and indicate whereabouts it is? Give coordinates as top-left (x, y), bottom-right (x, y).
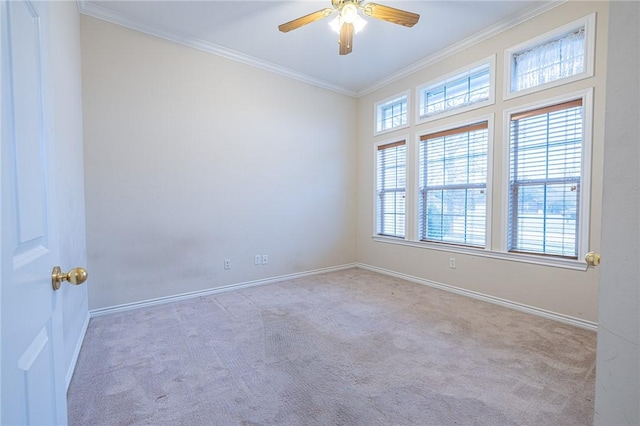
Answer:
top-left (371, 19), bottom-right (597, 271)
top-left (416, 118), bottom-right (493, 249)
top-left (416, 56), bottom-right (496, 125)
top-left (374, 136), bottom-right (409, 239)
top-left (374, 90), bottom-right (410, 136)
top-left (501, 88), bottom-right (593, 262)
top-left (503, 13), bottom-right (596, 100)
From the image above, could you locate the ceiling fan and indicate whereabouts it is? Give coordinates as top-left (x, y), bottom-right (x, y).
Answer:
top-left (278, 0), bottom-right (420, 55)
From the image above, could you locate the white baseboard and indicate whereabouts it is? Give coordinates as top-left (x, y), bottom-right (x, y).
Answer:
top-left (88, 261), bottom-right (597, 332)
top-left (355, 263), bottom-right (598, 332)
top-left (90, 263), bottom-right (358, 317)
top-left (66, 311), bottom-right (90, 390)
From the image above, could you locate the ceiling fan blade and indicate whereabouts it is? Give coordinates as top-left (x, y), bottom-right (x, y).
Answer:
top-left (278, 8), bottom-right (334, 33)
top-left (362, 3), bottom-right (420, 27)
top-left (339, 22), bottom-right (354, 55)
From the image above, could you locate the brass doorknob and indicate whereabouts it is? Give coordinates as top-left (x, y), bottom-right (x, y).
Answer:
top-left (584, 252), bottom-right (601, 267)
top-left (52, 266), bottom-right (88, 291)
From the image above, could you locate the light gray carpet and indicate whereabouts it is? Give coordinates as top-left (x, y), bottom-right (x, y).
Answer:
top-left (68, 268), bottom-right (596, 425)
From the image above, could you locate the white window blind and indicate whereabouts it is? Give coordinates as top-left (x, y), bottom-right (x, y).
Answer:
top-left (376, 95), bottom-right (407, 133)
top-left (508, 99), bottom-right (583, 258)
top-left (419, 123), bottom-right (488, 247)
top-left (377, 141), bottom-right (406, 238)
top-left (419, 64), bottom-right (490, 119)
top-left (512, 28), bottom-right (585, 92)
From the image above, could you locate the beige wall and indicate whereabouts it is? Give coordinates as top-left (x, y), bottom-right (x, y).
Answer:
top-left (356, 1), bottom-right (609, 323)
top-left (80, 16), bottom-right (357, 309)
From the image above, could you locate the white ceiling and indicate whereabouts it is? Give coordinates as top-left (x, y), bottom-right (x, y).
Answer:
top-left (78, 0), bottom-right (560, 96)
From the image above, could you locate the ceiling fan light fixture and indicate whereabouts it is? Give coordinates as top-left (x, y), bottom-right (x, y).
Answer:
top-left (352, 13), bottom-right (367, 33)
top-left (328, 15), bottom-right (342, 33)
top-left (329, 5), bottom-right (367, 34)
top-left (341, 3), bottom-right (358, 23)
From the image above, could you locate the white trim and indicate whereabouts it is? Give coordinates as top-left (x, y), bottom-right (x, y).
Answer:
top-left (87, 260), bottom-right (595, 330)
top-left (65, 311), bottom-right (90, 390)
top-left (502, 88), bottom-right (594, 260)
top-left (486, 117), bottom-right (495, 251)
top-left (412, 131), bottom-right (421, 245)
top-left (89, 264), bottom-right (357, 317)
top-left (358, 1), bottom-right (565, 97)
top-left (579, 89), bottom-right (594, 259)
top-left (374, 90), bottom-right (411, 136)
top-left (503, 13), bottom-right (596, 100)
top-left (356, 263), bottom-right (597, 331)
top-left (415, 56), bottom-right (496, 125)
top-left (76, 1), bottom-right (358, 97)
top-left (500, 107), bottom-right (511, 257)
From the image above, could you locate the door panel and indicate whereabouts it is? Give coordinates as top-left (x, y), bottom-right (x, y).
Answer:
top-left (1, 1), bottom-right (67, 424)
top-left (9, 0), bottom-right (49, 269)
top-left (18, 326), bottom-right (56, 425)
top-left (12, 0), bottom-right (46, 247)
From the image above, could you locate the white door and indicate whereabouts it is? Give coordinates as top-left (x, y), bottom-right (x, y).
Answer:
top-left (1, 1), bottom-right (68, 424)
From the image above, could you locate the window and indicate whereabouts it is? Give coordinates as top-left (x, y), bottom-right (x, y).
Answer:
top-left (508, 99), bottom-right (584, 258)
top-left (419, 122), bottom-right (489, 247)
top-left (371, 18), bottom-right (597, 270)
top-left (376, 140), bottom-right (406, 238)
top-left (375, 92), bottom-right (409, 135)
top-left (504, 14), bottom-right (595, 99)
top-left (417, 57), bottom-right (494, 123)
top-left (512, 29), bottom-right (585, 92)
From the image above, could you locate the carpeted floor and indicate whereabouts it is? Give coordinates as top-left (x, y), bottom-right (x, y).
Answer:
top-left (68, 268), bottom-right (596, 425)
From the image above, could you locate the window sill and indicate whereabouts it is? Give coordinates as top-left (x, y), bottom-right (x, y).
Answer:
top-left (372, 235), bottom-right (588, 271)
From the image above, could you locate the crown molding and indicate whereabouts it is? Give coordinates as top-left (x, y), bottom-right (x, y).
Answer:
top-left (356, 0), bottom-right (565, 97)
top-left (76, 1), bottom-right (359, 97)
top-left (77, 0), bottom-right (563, 99)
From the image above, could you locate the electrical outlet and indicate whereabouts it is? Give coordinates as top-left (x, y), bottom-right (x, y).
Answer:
top-left (262, 255), bottom-right (269, 265)
top-left (224, 259), bottom-right (231, 270)
top-left (254, 255), bottom-right (261, 265)
top-left (449, 258), bottom-right (456, 269)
